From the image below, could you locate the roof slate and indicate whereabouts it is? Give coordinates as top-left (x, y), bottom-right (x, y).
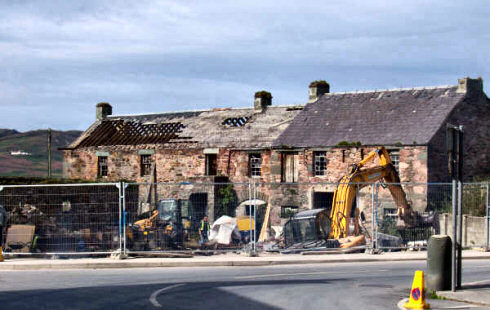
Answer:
top-left (69, 106), bottom-right (303, 149)
top-left (273, 86), bottom-right (465, 147)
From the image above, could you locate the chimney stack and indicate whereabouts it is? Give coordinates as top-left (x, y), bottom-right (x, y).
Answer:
top-left (96, 102), bottom-right (112, 120)
top-left (254, 91), bottom-right (272, 111)
top-left (457, 77), bottom-right (483, 95)
top-left (309, 80), bottom-right (330, 102)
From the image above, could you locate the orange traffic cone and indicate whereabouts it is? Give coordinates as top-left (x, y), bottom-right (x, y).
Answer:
top-left (404, 270), bottom-right (430, 309)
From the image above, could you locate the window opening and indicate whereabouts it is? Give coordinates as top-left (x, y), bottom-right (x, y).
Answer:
top-left (249, 154), bottom-right (262, 177)
top-left (140, 154), bottom-right (152, 176)
top-left (222, 116), bottom-right (250, 127)
top-left (97, 156), bottom-right (108, 177)
top-left (281, 206), bottom-right (299, 218)
top-left (388, 150), bottom-right (400, 172)
top-left (206, 154), bottom-right (217, 176)
top-left (281, 153), bottom-right (298, 183)
top-left (313, 151), bottom-right (327, 176)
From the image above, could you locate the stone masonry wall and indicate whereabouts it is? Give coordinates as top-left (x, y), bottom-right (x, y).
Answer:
top-left (63, 145), bottom-right (429, 228)
top-left (428, 88), bottom-right (490, 182)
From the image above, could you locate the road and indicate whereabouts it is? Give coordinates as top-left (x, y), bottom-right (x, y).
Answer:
top-left (0, 260), bottom-right (489, 309)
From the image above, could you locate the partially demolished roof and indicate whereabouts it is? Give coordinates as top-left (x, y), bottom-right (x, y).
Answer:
top-left (273, 85), bottom-right (467, 147)
top-left (69, 106), bottom-right (303, 149)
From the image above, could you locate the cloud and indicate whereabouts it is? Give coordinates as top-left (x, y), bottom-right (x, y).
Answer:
top-left (0, 0), bottom-right (488, 131)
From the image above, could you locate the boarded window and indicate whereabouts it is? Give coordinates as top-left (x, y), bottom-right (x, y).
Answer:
top-left (313, 151), bottom-right (327, 176)
top-left (205, 154), bottom-right (217, 176)
top-left (140, 155), bottom-right (152, 176)
top-left (281, 153), bottom-right (298, 183)
top-left (97, 156), bottom-right (108, 177)
top-left (249, 154), bottom-right (262, 177)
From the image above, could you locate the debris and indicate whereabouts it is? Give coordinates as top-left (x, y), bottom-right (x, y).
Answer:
top-left (5, 225), bottom-right (35, 253)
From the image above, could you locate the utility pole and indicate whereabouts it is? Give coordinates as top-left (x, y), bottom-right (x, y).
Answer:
top-left (47, 128), bottom-right (52, 178)
top-left (447, 123), bottom-right (463, 291)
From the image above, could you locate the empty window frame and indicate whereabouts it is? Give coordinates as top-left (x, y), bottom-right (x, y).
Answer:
top-left (388, 150), bottom-right (400, 172)
top-left (281, 206), bottom-right (299, 218)
top-left (281, 153), bottom-right (298, 183)
top-left (97, 156), bottom-right (108, 178)
top-left (249, 154), bottom-right (262, 177)
top-left (205, 154), bottom-right (217, 176)
top-left (383, 207), bottom-right (398, 219)
top-left (140, 154), bottom-right (152, 176)
top-left (313, 151), bottom-right (327, 176)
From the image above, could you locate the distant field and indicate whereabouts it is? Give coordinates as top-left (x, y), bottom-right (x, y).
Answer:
top-left (0, 129), bottom-right (82, 177)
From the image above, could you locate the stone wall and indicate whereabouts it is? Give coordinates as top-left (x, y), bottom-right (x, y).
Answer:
top-left (63, 144), bottom-right (430, 227)
top-left (428, 85), bottom-right (490, 182)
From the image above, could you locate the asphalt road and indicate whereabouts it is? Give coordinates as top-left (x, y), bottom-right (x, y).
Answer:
top-left (0, 260), bottom-right (489, 310)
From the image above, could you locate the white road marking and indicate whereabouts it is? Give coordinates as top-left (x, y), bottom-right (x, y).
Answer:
top-left (234, 269), bottom-right (388, 279)
top-left (149, 284), bottom-right (184, 308)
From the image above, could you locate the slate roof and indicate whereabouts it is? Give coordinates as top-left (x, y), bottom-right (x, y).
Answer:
top-left (273, 86), bottom-right (466, 148)
top-left (69, 106), bottom-right (303, 149)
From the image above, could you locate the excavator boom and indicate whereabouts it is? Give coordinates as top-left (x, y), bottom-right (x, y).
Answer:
top-left (329, 147), bottom-right (418, 239)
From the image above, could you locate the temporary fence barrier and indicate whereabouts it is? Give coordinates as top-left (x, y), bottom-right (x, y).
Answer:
top-left (0, 183), bottom-right (121, 255)
top-left (0, 181), bottom-right (487, 256)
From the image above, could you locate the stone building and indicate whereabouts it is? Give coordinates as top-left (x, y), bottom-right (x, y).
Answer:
top-left (272, 77), bottom-right (490, 222)
top-left (63, 77), bottom-right (489, 228)
top-left (62, 92), bottom-right (304, 225)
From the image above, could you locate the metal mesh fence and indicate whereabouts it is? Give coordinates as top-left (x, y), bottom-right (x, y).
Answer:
top-left (0, 181), bottom-right (487, 256)
top-left (0, 183), bottom-right (121, 254)
top-left (123, 182), bottom-right (252, 253)
top-left (373, 182), bottom-right (490, 250)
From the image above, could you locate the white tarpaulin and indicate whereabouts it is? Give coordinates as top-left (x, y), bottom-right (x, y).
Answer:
top-left (208, 215), bottom-right (241, 245)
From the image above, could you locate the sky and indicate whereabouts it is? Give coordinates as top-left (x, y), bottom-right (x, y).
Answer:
top-left (0, 0), bottom-right (488, 131)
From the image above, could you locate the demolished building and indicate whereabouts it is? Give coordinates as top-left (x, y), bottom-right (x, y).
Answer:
top-left (62, 78), bottom-right (490, 229)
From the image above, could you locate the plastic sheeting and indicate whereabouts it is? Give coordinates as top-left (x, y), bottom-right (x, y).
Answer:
top-left (208, 216), bottom-right (241, 245)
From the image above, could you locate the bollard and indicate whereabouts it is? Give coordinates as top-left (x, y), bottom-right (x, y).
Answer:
top-left (427, 235), bottom-right (452, 292)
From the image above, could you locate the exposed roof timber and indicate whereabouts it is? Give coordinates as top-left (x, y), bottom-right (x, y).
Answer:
top-left (77, 120), bottom-right (188, 147)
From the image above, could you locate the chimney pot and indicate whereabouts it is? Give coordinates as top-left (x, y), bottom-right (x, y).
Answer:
top-left (309, 80), bottom-right (330, 102)
top-left (254, 91), bottom-right (272, 111)
top-left (96, 102), bottom-right (112, 120)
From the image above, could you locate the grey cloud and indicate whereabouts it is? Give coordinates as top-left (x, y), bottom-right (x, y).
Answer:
top-left (0, 0), bottom-right (488, 131)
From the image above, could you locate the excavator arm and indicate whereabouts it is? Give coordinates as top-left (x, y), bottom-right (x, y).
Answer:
top-left (329, 147), bottom-right (418, 239)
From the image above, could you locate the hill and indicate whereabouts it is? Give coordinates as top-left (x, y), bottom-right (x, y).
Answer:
top-left (0, 129), bottom-right (82, 177)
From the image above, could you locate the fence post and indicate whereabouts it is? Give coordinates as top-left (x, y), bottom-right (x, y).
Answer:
top-left (253, 180), bottom-right (257, 255)
top-left (117, 182), bottom-right (123, 255)
top-left (122, 182), bottom-right (127, 256)
top-left (371, 183), bottom-right (375, 251)
top-left (248, 182), bottom-right (252, 255)
top-left (375, 183), bottom-right (379, 251)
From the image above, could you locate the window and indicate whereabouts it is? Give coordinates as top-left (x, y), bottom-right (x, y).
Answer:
top-left (249, 154), bottom-right (262, 177)
top-left (245, 205), bottom-right (256, 217)
top-left (389, 150), bottom-right (400, 172)
top-left (140, 155), bottom-right (152, 176)
top-left (313, 151), bottom-right (327, 176)
top-left (383, 208), bottom-right (397, 219)
top-left (97, 156), bottom-right (108, 177)
top-left (281, 153), bottom-right (298, 183)
top-left (281, 206), bottom-right (299, 218)
top-left (205, 154), bottom-right (217, 176)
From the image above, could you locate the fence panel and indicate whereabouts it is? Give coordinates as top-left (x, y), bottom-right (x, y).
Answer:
top-left (123, 182), bottom-right (252, 253)
top-left (374, 183), bottom-right (452, 250)
top-left (0, 183), bottom-right (121, 255)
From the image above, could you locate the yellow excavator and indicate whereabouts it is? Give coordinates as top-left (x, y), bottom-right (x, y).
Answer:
top-left (284, 146), bottom-right (426, 249)
top-left (330, 147), bottom-right (418, 243)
